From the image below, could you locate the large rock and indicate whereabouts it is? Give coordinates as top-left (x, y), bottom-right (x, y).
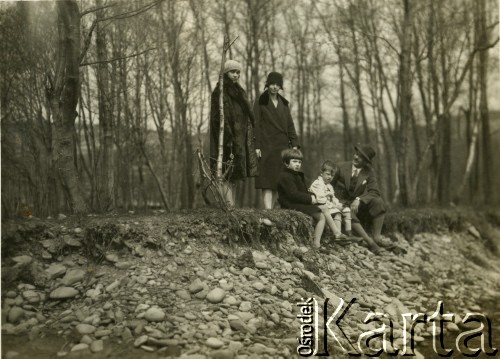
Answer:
top-left (45, 264), bottom-right (67, 279)
top-left (206, 337), bottom-right (224, 349)
top-left (75, 324), bottom-right (96, 335)
top-left (7, 307), bottom-right (24, 324)
top-left (49, 287), bottom-right (79, 299)
top-left (189, 278), bottom-right (204, 294)
top-left (22, 290), bottom-right (41, 303)
top-left (144, 308), bottom-right (165, 322)
top-left (71, 343), bottom-right (89, 352)
top-left (12, 255), bottom-right (32, 265)
top-left (90, 340), bottom-right (104, 353)
top-left (206, 288), bottom-right (226, 304)
top-left (61, 269), bottom-right (86, 286)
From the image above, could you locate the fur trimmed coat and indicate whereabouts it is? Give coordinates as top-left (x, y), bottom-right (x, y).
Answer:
top-left (210, 75), bottom-right (259, 182)
top-left (254, 90), bottom-right (299, 190)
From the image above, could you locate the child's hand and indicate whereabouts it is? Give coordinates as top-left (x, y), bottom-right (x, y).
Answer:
top-left (311, 195), bottom-right (317, 204)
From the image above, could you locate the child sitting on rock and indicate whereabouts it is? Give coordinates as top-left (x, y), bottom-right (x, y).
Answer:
top-left (277, 149), bottom-right (344, 248)
top-left (309, 160), bottom-right (353, 239)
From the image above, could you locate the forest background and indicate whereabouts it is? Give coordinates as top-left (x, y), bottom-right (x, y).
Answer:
top-left (1, 0), bottom-right (499, 217)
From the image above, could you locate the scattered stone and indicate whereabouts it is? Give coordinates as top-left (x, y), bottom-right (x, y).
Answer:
top-left (63, 236), bottom-right (81, 247)
top-left (22, 290), bottom-right (40, 304)
top-left (45, 264), bottom-right (67, 279)
top-left (5, 291), bottom-right (17, 298)
top-left (260, 218), bottom-right (272, 226)
top-left (468, 226), bottom-right (481, 239)
top-left (71, 343), bottom-right (89, 352)
top-left (49, 287), bottom-right (78, 299)
top-left (189, 279), bottom-right (205, 294)
top-left (206, 337), bottom-right (224, 349)
top-left (61, 269), bottom-right (86, 286)
top-left (206, 288), bottom-right (226, 304)
top-left (75, 324), bottom-right (96, 335)
top-left (106, 280), bottom-right (120, 292)
top-left (219, 279), bottom-right (233, 291)
top-left (144, 308), bottom-right (165, 322)
top-left (176, 289), bottom-right (192, 300)
top-left (90, 340), bottom-right (104, 353)
top-left (239, 301), bottom-right (252, 312)
top-left (80, 335), bottom-right (93, 345)
top-left (140, 345), bottom-right (155, 352)
top-left (252, 282), bottom-right (265, 291)
top-left (105, 254), bottom-right (119, 263)
top-left (115, 261), bottom-right (133, 269)
top-left (446, 322), bottom-right (460, 332)
top-left (7, 307), bottom-right (24, 324)
top-left (12, 255), bottom-right (32, 265)
top-left (134, 335), bottom-right (149, 347)
top-left (94, 329), bottom-right (112, 337)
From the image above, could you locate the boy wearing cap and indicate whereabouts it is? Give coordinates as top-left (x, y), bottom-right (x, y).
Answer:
top-left (332, 144), bottom-right (390, 254)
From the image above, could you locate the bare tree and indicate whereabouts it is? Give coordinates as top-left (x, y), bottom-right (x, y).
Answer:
top-left (46, 0), bottom-right (87, 213)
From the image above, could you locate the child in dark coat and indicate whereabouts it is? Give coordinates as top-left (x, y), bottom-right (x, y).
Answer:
top-left (277, 148), bottom-right (326, 248)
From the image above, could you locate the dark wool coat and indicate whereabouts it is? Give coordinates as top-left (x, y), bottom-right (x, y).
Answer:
top-left (277, 168), bottom-right (321, 216)
top-left (333, 161), bottom-right (386, 218)
top-left (210, 76), bottom-right (259, 182)
top-left (254, 90), bottom-right (299, 190)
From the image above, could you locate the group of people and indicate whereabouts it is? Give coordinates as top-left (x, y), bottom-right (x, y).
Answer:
top-left (210, 59), bottom-right (389, 254)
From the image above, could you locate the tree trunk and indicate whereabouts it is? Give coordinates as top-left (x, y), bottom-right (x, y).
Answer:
top-left (476, 0), bottom-right (494, 204)
top-left (48, 1), bottom-right (87, 214)
top-left (95, 0), bottom-right (114, 211)
top-left (337, 46), bottom-right (352, 160)
top-left (397, 0), bottom-right (414, 205)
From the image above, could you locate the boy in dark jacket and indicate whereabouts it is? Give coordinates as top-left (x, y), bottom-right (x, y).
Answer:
top-left (276, 148), bottom-right (327, 248)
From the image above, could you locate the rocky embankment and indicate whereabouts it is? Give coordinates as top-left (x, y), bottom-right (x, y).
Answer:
top-left (1, 209), bottom-right (500, 359)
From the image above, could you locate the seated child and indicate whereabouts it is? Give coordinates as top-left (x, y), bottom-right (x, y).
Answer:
top-left (309, 160), bottom-right (353, 237)
top-left (277, 149), bottom-right (340, 248)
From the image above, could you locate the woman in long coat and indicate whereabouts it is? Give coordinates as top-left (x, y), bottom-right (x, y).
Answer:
top-left (254, 72), bottom-right (299, 209)
top-left (210, 60), bottom-right (259, 206)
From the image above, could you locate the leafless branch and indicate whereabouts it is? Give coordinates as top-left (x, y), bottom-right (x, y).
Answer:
top-left (80, 3), bottom-right (116, 17)
top-left (79, 19), bottom-right (98, 64)
top-left (99, 0), bottom-right (163, 22)
top-left (80, 47), bottom-right (157, 66)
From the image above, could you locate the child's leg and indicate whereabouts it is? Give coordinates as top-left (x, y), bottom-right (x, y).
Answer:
top-left (319, 205), bottom-right (341, 237)
top-left (333, 213), bottom-right (342, 234)
top-left (311, 212), bottom-right (326, 248)
top-left (343, 207), bottom-right (352, 233)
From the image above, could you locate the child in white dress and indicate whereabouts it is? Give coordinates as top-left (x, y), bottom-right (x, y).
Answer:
top-left (309, 160), bottom-right (353, 237)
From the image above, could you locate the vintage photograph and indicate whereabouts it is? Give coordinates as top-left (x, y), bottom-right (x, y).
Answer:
top-left (1, 0), bottom-right (499, 358)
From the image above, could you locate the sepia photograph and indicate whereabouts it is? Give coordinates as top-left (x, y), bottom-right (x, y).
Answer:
top-left (1, 0), bottom-right (499, 358)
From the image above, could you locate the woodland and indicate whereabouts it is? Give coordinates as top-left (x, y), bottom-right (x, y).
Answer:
top-left (1, 0), bottom-right (499, 217)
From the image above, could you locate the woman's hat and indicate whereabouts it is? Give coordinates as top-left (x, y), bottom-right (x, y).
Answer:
top-left (354, 144), bottom-right (376, 164)
top-left (224, 59), bottom-right (242, 73)
top-left (265, 72), bottom-right (283, 89)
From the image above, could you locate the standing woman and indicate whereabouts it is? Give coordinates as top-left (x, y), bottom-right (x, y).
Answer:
top-left (254, 72), bottom-right (299, 209)
top-left (210, 60), bottom-right (259, 206)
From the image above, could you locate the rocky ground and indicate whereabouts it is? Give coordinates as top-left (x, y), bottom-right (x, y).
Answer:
top-left (1, 208), bottom-right (500, 358)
